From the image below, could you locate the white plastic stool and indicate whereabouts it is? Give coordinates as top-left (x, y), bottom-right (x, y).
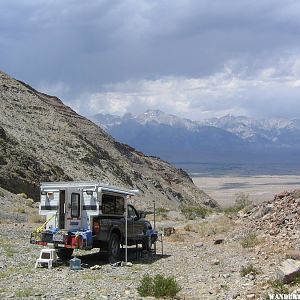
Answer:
top-left (35, 249), bottom-right (57, 269)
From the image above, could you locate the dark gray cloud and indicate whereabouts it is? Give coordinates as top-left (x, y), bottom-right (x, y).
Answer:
top-left (1, 0), bottom-right (300, 119)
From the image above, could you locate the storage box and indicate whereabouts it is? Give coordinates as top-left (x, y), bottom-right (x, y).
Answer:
top-left (71, 236), bottom-right (83, 249)
top-left (69, 257), bottom-right (81, 270)
top-left (64, 235), bottom-right (71, 246)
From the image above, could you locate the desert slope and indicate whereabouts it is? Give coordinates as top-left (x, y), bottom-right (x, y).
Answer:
top-left (0, 71), bottom-right (215, 209)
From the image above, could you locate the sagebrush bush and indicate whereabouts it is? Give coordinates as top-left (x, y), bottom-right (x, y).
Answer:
top-left (137, 274), bottom-right (181, 299)
top-left (234, 192), bottom-right (252, 210)
top-left (224, 192), bottom-right (252, 215)
top-left (137, 274), bottom-right (153, 297)
top-left (184, 224), bottom-right (194, 232)
top-left (240, 264), bottom-right (260, 277)
top-left (156, 207), bottom-right (169, 218)
top-left (26, 198), bottom-right (34, 207)
top-left (156, 207), bottom-right (169, 214)
top-left (17, 192), bottom-right (28, 199)
top-left (181, 205), bottom-right (210, 220)
top-left (240, 232), bottom-right (260, 248)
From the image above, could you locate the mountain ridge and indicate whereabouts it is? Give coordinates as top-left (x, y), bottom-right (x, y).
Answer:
top-left (92, 110), bottom-right (300, 163)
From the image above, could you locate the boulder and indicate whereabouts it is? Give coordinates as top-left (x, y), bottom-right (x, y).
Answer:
top-left (163, 227), bottom-right (176, 236)
top-left (286, 250), bottom-right (300, 261)
top-left (194, 242), bottom-right (204, 248)
top-left (277, 259), bottom-right (300, 283)
top-left (211, 259), bottom-right (220, 265)
top-left (253, 206), bottom-right (272, 219)
top-left (214, 238), bottom-right (224, 245)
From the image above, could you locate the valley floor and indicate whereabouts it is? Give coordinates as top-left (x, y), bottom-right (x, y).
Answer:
top-left (193, 175), bottom-right (300, 207)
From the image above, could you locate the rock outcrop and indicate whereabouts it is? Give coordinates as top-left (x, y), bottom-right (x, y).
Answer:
top-left (240, 189), bottom-right (300, 239)
top-left (0, 70), bottom-right (216, 209)
top-left (277, 259), bottom-right (300, 283)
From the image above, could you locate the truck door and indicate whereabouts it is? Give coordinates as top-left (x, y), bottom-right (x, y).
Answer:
top-left (127, 205), bottom-right (144, 237)
top-left (127, 205), bottom-right (136, 238)
top-left (65, 188), bottom-right (82, 231)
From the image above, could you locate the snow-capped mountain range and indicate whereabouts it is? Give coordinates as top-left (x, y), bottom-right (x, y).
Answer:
top-left (93, 109), bottom-right (300, 144)
top-left (91, 110), bottom-right (300, 163)
top-left (201, 115), bottom-right (300, 144)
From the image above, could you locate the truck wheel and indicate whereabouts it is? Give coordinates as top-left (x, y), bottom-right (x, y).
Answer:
top-left (56, 248), bottom-right (73, 260)
top-left (108, 233), bottom-right (120, 263)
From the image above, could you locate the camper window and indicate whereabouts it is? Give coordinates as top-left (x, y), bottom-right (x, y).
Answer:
top-left (102, 195), bottom-right (124, 215)
top-left (71, 193), bottom-right (80, 218)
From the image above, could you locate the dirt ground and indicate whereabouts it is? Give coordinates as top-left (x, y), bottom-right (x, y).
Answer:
top-left (1, 185), bottom-right (300, 299)
top-left (2, 179), bottom-right (300, 299)
top-left (0, 217), bottom-right (289, 300)
top-left (193, 175), bottom-right (300, 207)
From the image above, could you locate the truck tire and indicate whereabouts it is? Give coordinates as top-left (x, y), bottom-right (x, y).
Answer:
top-left (108, 233), bottom-right (121, 263)
top-left (56, 248), bottom-right (73, 260)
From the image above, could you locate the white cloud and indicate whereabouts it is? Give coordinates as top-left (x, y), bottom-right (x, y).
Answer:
top-left (38, 81), bottom-right (70, 98)
top-left (77, 54), bottom-right (300, 120)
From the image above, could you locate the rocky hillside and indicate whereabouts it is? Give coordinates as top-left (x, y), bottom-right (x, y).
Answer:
top-left (0, 71), bottom-right (215, 210)
top-left (240, 188), bottom-right (300, 238)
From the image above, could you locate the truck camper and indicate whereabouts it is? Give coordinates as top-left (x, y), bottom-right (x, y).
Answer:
top-left (30, 181), bottom-right (157, 262)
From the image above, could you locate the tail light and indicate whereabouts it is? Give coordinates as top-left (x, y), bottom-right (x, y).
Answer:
top-left (93, 220), bottom-right (100, 234)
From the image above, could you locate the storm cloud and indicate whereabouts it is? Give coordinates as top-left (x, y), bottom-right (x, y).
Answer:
top-left (1, 0), bottom-right (300, 119)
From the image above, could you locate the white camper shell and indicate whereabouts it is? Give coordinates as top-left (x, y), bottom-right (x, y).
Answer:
top-left (39, 181), bottom-right (138, 233)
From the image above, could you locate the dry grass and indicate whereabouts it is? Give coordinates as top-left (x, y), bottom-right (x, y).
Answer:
top-left (28, 213), bottom-right (46, 223)
top-left (184, 224), bottom-right (195, 232)
top-left (156, 207), bottom-right (169, 218)
top-left (25, 198), bottom-right (35, 207)
top-left (240, 264), bottom-right (260, 277)
top-left (184, 215), bottom-right (233, 237)
top-left (17, 192), bottom-right (28, 199)
top-left (154, 214), bottom-right (169, 221)
top-left (82, 273), bottom-right (105, 281)
top-left (14, 288), bottom-right (42, 298)
top-left (13, 207), bottom-right (26, 214)
top-left (240, 232), bottom-right (261, 248)
top-left (166, 232), bottom-right (186, 243)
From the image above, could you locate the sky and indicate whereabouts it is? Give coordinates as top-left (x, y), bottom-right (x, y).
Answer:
top-left (1, 0), bottom-right (300, 120)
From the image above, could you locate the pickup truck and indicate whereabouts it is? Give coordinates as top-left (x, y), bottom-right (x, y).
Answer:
top-left (30, 181), bottom-right (157, 263)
